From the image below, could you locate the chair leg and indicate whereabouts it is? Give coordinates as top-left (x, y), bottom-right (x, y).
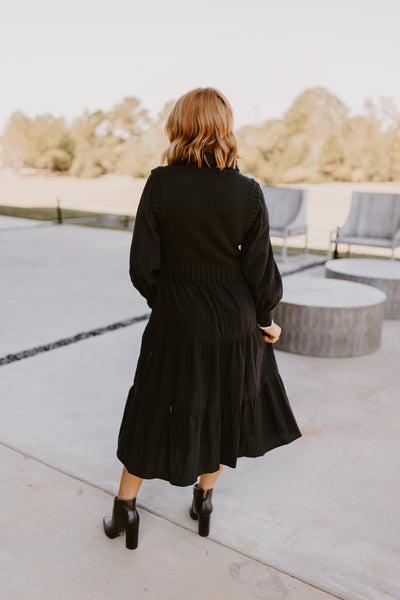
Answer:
top-left (333, 243), bottom-right (339, 259)
top-left (327, 233), bottom-right (332, 259)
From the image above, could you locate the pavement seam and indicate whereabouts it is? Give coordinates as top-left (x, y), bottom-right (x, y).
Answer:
top-left (0, 313), bottom-right (151, 366)
top-left (0, 260), bottom-right (326, 368)
top-left (1, 439), bottom-right (345, 600)
top-left (281, 257), bottom-right (327, 275)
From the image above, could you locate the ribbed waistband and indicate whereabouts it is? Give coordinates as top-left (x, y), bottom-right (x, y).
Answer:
top-left (160, 261), bottom-right (243, 283)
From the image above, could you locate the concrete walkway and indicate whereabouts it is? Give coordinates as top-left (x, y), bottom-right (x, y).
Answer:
top-left (1, 217), bottom-right (399, 600)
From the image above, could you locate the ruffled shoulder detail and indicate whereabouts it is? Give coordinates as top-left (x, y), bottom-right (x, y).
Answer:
top-left (246, 178), bottom-right (263, 231)
top-left (149, 167), bottom-right (164, 219)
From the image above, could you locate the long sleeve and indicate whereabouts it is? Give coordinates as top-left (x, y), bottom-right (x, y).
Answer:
top-left (258, 318), bottom-right (274, 329)
top-left (240, 179), bottom-right (283, 327)
top-left (129, 169), bottom-right (162, 309)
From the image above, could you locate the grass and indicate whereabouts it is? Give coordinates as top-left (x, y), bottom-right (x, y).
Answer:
top-left (0, 205), bottom-right (134, 231)
top-left (0, 205), bottom-right (120, 221)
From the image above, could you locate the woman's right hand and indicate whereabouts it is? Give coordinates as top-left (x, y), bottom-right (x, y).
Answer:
top-left (260, 322), bottom-right (281, 344)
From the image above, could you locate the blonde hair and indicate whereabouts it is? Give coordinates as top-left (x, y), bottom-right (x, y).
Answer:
top-left (161, 87), bottom-right (239, 170)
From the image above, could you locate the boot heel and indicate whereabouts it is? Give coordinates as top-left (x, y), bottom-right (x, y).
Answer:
top-left (125, 521), bottom-right (139, 549)
top-left (198, 514), bottom-right (210, 537)
top-left (103, 496), bottom-right (140, 549)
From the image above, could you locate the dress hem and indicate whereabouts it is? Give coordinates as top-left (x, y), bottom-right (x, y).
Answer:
top-left (116, 429), bottom-right (302, 488)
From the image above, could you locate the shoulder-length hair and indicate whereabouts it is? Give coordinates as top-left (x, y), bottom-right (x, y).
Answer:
top-left (161, 87), bottom-right (239, 170)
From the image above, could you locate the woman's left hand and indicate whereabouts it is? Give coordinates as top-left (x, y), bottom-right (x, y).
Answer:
top-left (260, 322), bottom-right (281, 344)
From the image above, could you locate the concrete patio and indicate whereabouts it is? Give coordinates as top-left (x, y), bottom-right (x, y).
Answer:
top-left (1, 216), bottom-right (399, 600)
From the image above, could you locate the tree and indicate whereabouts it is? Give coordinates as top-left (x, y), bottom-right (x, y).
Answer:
top-left (237, 87), bottom-right (351, 183)
top-left (69, 110), bottom-right (113, 177)
top-left (281, 87), bottom-right (349, 179)
top-left (0, 111), bottom-right (74, 172)
top-left (319, 135), bottom-right (346, 180)
top-left (114, 99), bottom-right (174, 177)
top-left (106, 96), bottom-right (150, 139)
top-left (1, 111), bottom-right (30, 170)
top-left (2, 89), bottom-right (399, 182)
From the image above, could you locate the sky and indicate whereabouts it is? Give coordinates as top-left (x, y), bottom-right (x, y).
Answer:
top-left (1, 0), bottom-right (399, 134)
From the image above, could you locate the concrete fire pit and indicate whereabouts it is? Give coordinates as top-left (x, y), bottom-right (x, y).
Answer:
top-left (272, 277), bottom-right (386, 357)
top-left (325, 258), bottom-right (400, 319)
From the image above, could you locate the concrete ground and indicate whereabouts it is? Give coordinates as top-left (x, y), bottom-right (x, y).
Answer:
top-left (1, 216), bottom-right (399, 600)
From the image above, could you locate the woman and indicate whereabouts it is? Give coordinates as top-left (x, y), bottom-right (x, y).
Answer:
top-left (103, 87), bottom-right (302, 549)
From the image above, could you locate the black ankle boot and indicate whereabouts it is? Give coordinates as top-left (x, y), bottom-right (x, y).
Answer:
top-left (189, 483), bottom-right (213, 537)
top-left (103, 496), bottom-right (140, 550)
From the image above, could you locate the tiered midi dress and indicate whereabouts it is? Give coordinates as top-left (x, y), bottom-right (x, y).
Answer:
top-left (116, 154), bottom-right (302, 486)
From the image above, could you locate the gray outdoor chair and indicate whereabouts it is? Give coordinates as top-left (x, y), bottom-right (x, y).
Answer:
top-left (261, 185), bottom-right (308, 262)
top-left (328, 191), bottom-right (400, 260)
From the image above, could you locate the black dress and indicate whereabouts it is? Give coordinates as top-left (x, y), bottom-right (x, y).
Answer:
top-left (116, 153), bottom-right (302, 486)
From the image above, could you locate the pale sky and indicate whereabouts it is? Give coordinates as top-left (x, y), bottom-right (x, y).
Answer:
top-left (1, 0), bottom-right (399, 133)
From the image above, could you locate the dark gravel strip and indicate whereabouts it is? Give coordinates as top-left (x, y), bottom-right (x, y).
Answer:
top-left (280, 257), bottom-right (327, 276)
top-left (0, 258), bottom-right (326, 367)
top-left (0, 313), bottom-right (150, 366)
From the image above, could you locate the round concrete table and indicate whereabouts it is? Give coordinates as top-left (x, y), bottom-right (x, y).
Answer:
top-left (272, 277), bottom-right (386, 357)
top-left (325, 258), bottom-right (400, 319)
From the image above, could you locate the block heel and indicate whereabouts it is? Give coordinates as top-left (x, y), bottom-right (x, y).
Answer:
top-left (198, 513), bottom-right (210, 537)
top-left (103, 496), bottom-right (140, 550)
top-left (125, 520), bottom-right (139, 549)
top-left (189, 483), bottom-right (213, 537)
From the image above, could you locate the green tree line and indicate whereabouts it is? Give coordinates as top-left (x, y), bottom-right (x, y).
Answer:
top-left (1, 87), bottom-right (400, 182)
